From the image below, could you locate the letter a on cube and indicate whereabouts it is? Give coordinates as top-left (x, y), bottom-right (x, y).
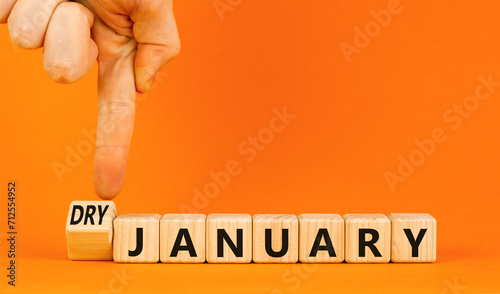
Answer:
top-left (113, 214), bottom-right (161, 263)
top-left (344, 214), bottom-right (391, 263)
top-left (66, 201), bottom-right (116, 260)
top-left (160, 214), bottom-right (206, 263)
top-left (388, 213), bottom-right (436, 262)
top-left (298, 214), bottom-right (344, 263)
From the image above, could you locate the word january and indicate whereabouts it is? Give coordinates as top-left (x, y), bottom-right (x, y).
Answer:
top-left (66, 201), bottom-right (436, 263)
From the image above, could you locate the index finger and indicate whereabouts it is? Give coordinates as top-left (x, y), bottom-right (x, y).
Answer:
top-left (92, 18), bottom-right (138, 199)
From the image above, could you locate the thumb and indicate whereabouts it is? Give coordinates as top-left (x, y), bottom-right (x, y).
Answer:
top-left (133, 0), bottom-right (180, 94)
top-left (92, 19), bottom-right (138, 199)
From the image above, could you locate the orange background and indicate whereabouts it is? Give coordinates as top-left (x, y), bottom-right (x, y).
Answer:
top-left (1, 0), bottom-right (500, 293)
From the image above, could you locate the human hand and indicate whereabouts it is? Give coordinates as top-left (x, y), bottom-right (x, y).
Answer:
top-left (1, 0), bottom-right (180, 199)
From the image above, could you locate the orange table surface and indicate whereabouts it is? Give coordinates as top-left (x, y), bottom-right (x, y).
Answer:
top-left (1, 0), bottom-right (500, 293)
top-left (1, 252), bottom-right (500, 293)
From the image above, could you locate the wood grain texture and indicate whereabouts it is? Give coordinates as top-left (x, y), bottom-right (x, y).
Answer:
top-left (298, 214), bottom-right (344, 263)
top-left (253, 214), bottom-right (298, 263)
top-left (160, 214), bottom-right (206, 263)
top-left (65, 201), bottom-right (116, 260)
top-left (388, 213), bottom-right (436, 263)
top-left (206, 214), bottom-right (252, 263)
top-left (344, 214), bottom-right (391, 263)
top-left (113, 214), bottom-right (161, 263)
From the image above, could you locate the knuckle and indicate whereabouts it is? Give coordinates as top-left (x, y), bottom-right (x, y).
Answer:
top-left (56, 2), bottom-right (86, 14)
top-left (157, 39), bottom-right (181, 62)
top-left (168, 39), bottom-right (181, 58)
top-left (103, 101), bottom-right (136, 116)
top-left (8, 21), bottom-right (39, 49)
top-left (53, 2), bottom-right (91, 23)
top-left (170, 40), bottom-right (181, 57)
top-left (95, 145), bottom-right (129, 155)
top-left (97, 101), bottom-right (135, 134)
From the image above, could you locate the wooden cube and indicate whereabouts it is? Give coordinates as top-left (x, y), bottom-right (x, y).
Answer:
top-left (113, 214), bottom-right (160, 263)
top-left (388, 213), bottom-right (436, 263)
top-left (344, 214), bottom-right (390, 263)
top-left (65, 201), bottom-right (116, 260)
top-left (206, 214), bottom-right (252, 263)
top-left (160, 214), bottom-right (206, 263)
top-left (298, 214), bottom-right (344, 263)
top-left (253, 214), bottom-right (298, 263)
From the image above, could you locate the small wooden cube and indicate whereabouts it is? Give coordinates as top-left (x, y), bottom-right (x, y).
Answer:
top-left (113, 214), bottom-right (161, 263)
top-left (160, 214), bottom-right (206, 263)
top-left (344, 214), bottom-right (390, 263)
top-left (66, 201), bottom-right (116, 260)
top-left (388, 213), bottom-right (436, 263)
top-left (298, 214), bottom-right (344, 263)
top-left (206, 214), bottom-right (252, 263)
top-left (253, 214), bottom-right (298, 263)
